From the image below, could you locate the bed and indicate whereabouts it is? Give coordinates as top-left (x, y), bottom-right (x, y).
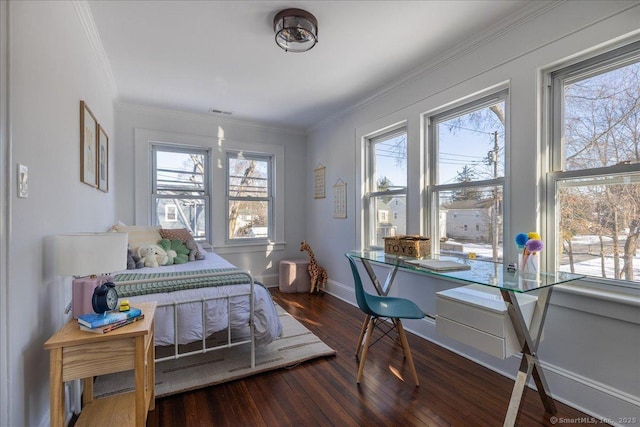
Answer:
top-left (110, 246), bottom-right (282, 366)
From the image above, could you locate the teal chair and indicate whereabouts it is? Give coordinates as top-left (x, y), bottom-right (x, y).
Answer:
top-left (346, 254), bottom-right (425, 386)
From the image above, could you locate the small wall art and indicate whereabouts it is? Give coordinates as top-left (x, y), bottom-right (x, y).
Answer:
top-left (333, 179), bottom-right (347, 218)
top-left (314, 164), bottom-right (326, 199)
top-left (80, 100), bottom-right (98, 188)
top-left (98, 124), bottom-right (109, 192)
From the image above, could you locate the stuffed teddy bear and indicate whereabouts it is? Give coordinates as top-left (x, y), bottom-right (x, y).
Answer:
top-left (185, 238), bottom-right (205, 261)
top-left (137, 244), bottom-right (168, 268)
top-left (127, 245), bottom-right (144, 270)
top-left (158, 238), bottom-right (189, 265)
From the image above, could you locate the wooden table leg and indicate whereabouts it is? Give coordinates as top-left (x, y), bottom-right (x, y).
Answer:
top-left (82, 377), bottom-right (93, 405)
top-left (135, 335), bottom-right (145, 426)
top-left (49, 348), bottom-right (64, 427)
top-left (149, 327), bottom-right (155, 411)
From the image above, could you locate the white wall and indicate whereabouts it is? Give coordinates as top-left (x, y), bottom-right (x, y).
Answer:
top-left (307, 1), bottom-right (640, 424)
top-left (3, 1), bottom-right (117, 425)
top-left (114, 103), bottom-right (307, 284)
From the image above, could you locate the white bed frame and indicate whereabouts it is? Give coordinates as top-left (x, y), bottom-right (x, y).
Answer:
top-left (67, 270), bottom-right (258, 418)
top-left (114, 269), bottom-right (256, 368)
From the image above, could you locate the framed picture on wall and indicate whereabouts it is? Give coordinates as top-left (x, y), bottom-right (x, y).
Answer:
top-left (80, 100), bottom-right (98, 187)
top-left (98, 124), bottom-right (109, 192)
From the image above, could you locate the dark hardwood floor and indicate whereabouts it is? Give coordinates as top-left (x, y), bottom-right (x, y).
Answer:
top-left (147, 288), bottom-right (597, 427)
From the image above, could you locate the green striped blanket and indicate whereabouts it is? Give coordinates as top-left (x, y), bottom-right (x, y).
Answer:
top-left (113, 268), bottom-right (260, 298)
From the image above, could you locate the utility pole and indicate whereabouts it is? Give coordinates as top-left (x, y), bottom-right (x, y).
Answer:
top-left (489, 131), bottom-right (499, 262)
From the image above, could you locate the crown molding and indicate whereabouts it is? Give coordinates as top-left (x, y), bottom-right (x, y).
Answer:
top-left (116, 102), bottom-right (306, 137)
top-left (308, 1), bottom-right (561, 133)
top-left (72, 0), bottom-right (118, 98)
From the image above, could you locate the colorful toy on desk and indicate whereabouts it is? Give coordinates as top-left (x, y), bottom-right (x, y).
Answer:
top-left (119, 300), bottom-right (130, 312)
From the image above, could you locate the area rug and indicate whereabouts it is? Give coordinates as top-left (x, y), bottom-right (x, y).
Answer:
top-left (93, 304), bottom-right (336, 398)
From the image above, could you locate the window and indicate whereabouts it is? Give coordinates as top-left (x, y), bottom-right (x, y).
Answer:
top-left (227, 152), bottom-right (272, 241)
top-left (427, 89), bottom-right (508, 261)
top-left (365, 127), bottom-right (407, 247)
top-left (152, 145), bottom-right (209, 240)
top-left (165, 204), bottom-right (177, 222)
top-left (547, 42), bottom-right (640, 286)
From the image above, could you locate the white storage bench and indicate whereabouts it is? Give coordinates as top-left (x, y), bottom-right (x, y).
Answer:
top-left (436, 284), bottom-right (538, 359)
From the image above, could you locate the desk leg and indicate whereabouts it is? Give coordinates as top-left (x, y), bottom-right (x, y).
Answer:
top-left (360, 259), bottom-right (398, 296)
top-left (501, 289), bottom-right (557, 427)
top-left (49, 348), bottom-right (64, 427)
top-left (357, 259), bottom-right (403, 352)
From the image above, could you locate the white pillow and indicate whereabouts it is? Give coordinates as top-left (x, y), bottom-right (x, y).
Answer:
top-left (111, 225), bottom-right (162, 252)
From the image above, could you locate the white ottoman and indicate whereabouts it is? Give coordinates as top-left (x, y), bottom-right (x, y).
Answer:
top-left (279, 259), bottom-right (311, 293)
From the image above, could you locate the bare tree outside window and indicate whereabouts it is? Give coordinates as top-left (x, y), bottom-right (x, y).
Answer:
top-left (227, 154), bottom-right (271, 240)
top-left (366, 129), bottom-right (407, 247)
top-left (430, 91), bottom-right (507, 262)
top-left (554, 52), bottom-right (640, 283)
top-left (153, 147), bottom-right (208, 239)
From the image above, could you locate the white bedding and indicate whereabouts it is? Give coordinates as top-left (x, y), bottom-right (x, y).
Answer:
top-left (113, 252), bottom-right (282, 347)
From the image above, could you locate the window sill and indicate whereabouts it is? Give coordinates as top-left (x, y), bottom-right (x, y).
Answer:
top-left (554, 280), bottom-right (640, 306)
top-left (551, 280), bottom-right (640, 324)
top-left (212, 241), bottom-right (286, 255)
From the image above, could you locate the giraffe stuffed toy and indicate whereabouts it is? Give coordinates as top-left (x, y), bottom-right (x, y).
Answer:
top-left (300, 241), bottom-right (327, 293)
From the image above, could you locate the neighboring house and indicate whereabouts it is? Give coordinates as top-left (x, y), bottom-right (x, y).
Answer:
top-left (442, 199), bottom-right (503, 243)
top-left (387, 197), bottom-right (406, 233)
top-left (376, 197), bottom-right (406, 241)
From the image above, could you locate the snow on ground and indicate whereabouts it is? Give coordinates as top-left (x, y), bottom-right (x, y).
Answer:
top-left (443, 237), bottom-right (640, 282)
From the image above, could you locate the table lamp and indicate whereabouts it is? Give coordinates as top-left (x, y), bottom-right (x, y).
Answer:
top-left (56, 232), bottom-right (128, 318)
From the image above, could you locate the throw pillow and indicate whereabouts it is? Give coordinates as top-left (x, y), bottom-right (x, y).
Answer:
top-left (158, 228), bottom-right (193, 242)
top-left (111, 224), bottom-right (163, 253)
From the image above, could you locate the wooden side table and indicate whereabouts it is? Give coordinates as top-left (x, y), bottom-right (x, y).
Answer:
top-left (44, 301), bottom-right (156, 427)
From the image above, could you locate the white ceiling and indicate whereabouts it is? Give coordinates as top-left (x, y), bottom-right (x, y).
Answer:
top-left (87, 0), bottom-right (546, 131)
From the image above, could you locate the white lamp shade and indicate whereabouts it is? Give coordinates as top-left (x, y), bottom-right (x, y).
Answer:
top-left (56, 232), bottom-right (128, 277)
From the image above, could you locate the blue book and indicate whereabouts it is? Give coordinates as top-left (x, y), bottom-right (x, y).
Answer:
top-left (77, 307), bottom-right (142, 329)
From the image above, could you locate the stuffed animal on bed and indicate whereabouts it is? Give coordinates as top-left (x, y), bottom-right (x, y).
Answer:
top-left (137, 244), bottom-right (168, 268)
top-left (185, 238), bottom-right (205, 261)
top-left (158, 238), bottom-right (189, 265)
top-left (127, 245), bottom-right (144, 270)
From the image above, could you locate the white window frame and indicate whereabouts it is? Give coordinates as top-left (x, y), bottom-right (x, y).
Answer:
top-left (134, 129), bottom-right (285, 253)
top-left (425, 88), bottom-right (509, 259)
top-left (225, 151), bottom-right (273, 244)
top-left (363, 125), bottom-right (408, 249)
top-left (151, 143), bottom-right (210, 240)
top-left (544, 41), bottom-right (640, 290)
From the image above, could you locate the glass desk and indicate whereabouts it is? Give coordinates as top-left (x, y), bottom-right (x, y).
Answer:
top-left (347, 250), bottom-right (586, 427)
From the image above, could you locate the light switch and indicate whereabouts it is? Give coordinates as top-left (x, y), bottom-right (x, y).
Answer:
top-left (17, 164), bottom-right (28, 198)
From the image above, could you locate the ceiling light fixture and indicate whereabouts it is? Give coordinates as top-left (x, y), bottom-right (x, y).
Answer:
top-left (273, 8), bottom-right (318, 53)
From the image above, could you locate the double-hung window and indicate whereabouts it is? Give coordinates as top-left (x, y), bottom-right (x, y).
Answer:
top-left (226, 152), bottom-right (272, 241)
top-left (427, 89), bottom-right (508, 261)
top-left (152, 144), bottom-right (210, 240)
top-left (364, 127), bottom-right (407, 248)
top-left (547, 41), bottom-right (640, 286)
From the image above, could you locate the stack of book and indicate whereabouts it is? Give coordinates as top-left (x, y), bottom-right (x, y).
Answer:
top-left (77, 306), bottom-right (144, 334)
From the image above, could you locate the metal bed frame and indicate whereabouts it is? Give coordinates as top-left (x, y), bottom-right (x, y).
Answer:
top-left (114, 269), bottom-right (256, 368)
